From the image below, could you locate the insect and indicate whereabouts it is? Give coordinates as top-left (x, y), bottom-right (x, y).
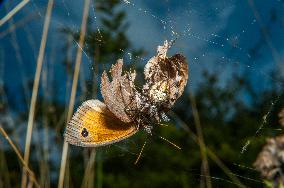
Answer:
top-left (64, 41), bottom-right (188, 147)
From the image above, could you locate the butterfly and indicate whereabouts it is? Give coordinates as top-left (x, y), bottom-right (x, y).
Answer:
top-left (64, 41), bottom-right (188, 147)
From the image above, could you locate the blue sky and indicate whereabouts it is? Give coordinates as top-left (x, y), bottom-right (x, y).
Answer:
top-left (1, 0), bottom-right (284, 112)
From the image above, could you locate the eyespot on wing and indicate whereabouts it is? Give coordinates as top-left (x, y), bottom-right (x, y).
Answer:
top-left (64, 99), bottom-right (138, 147)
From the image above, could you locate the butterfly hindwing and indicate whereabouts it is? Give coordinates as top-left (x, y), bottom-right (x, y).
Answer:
top-left (64, 100), bottom-right (138, 147)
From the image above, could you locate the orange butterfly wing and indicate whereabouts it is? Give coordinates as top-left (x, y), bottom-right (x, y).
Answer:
top-left (64, 100), bottom-right (138, 147)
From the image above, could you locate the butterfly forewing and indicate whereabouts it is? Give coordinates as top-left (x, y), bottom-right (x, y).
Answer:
top-left (144, 41), bottom-right (188, 110)
top-left (64, 100), bottom-right (138, 147)
top-left (101, 59), bottom-right (138, 123)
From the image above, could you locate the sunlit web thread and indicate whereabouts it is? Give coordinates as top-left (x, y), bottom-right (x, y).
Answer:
top-left (241, 140), bottom-right (251, 154)
top-left (115, 143), bottom-right (263, 186)
top-left (198, 175), bottom-right (247, 188)
top-left (41, 14), bottom-right (95, 66)
top-left (56, 1), bottom-right (244, 82)
top-left (178, 30), bottom-right (255, 77)
top-left (186, 27), bottom-right (283, 87)
top-left (117, 33), bottom-right (180, 64)
top-left (112, 134), bottom-right (262, 187)
top-left (122, 1), bottom-right (180, 43)
top-left (119, 0), bottom-right (282, 90)
top-left (29, 1), bottom-right (86, 40)
top-left (181, 26), bottom-right (243, 51)
top-left (71, 38), bottom-right (93, 64)
top-left (188, 44), bottom-right (284, 89)
top-left (83, 147), bottom-right (129, 162)
top-left (158, 136), bottom-right (181, 150)
top-left (90, 0), bottom-right (103, 41)
top-left (240, 94), bottom-right (282, 155)
top-left (3, 1), bottom-right (272, 187)
top-left (191, 47), bottom-right (267, 77)
top-left (232, 163), bottom-right (258, 172)
top-left (209, 19), bottom-right (258, 51)
top-left (35, 0), bottom-right (284, 122)
top-left (201, 173), bottom-right (264, 185)
top-left (262, 128), bottom-right (283, 131)
top-left (118, 48), bottom-right (147, 62)
top-left (116, 135), bottom-right (181, 165)
top-left (134, 141), bottom-right (147, 165)
top-left (183, 32), bottom-right (283, 87)
top-left (228, 172), bottom-right (264, 184)
top-left (72, 0), bottom-right (110, 72)
top-left (164, 5), bottom-right (256, 52)
top-left (34, 0), bottom-right (281, 90)
top-left (27, 0), bottom-right (282, 164)
top-left (236, 62), bottom-right (284, 89)
top-left (101, 144), bottom-right (263, 187)
top-left (122, 0), bottom-right (169, 30)
top-left (30, 0), bottom-right (42, 17)
top-left (110, 145), bottom-right (137, 158)
top-left (111, 138), bottom-right (140, 156)
top-left (186, 7), bottom-right (256, 50)
top-left (62, 0), bottom-right (70, 16)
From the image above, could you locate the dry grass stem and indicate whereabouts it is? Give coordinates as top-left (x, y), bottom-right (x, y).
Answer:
top-left (0, 0), bottom-right (30, 27)
top-left (58, 0), bottom-right (91, 187)
top-left (134, 141), bottom-right (147, 165)
top-left (0, 13), bottom-right (37, 39)
top-left (81, 149), bottom-right (97, 188)
top-left (170, 111), bottom-right (245, 187)
top-left (0, 125), bottom-right (40, 188)
top-left (41, 57), bottom-right (51, 188)
top-left (21, 0), bottom-right (54, 187)
top-left (189, 92), bottom-right (212, 188)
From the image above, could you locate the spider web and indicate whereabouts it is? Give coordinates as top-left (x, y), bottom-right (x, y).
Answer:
top-left (1, 0), bottom-right (284, 187)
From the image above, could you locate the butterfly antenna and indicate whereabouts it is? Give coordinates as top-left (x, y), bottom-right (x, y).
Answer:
top-left (158, 136), bottom-right (181, 150)
top-left (134, 141), bottom-right (147, 165)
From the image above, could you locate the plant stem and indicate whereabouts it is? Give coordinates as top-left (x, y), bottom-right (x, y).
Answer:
top-left (58, 0), bottom-right (91, 187)
top-left (189, 92), bottom-right (212, 188)
top-left (0, 125), bottom-right (40, 188)
top-left (0, 0), bottom-right (30, 27)
top-left (170, 111), bottom-right (245, 187)
top-left (21, 0), bottom-right (54, 187)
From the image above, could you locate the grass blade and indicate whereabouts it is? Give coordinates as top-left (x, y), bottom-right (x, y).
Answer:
top-left (21, 0), bottom-right (54, 187)
top-left (0, 0), bottom-right (30, 27)
top-left (58, 0), bottom-right (91, 187)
